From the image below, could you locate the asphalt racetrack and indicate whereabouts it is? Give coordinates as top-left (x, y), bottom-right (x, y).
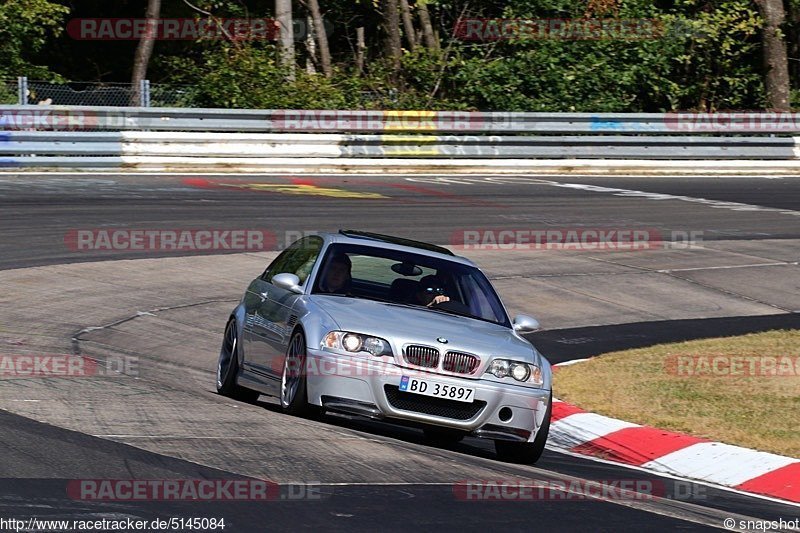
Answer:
top-left (0, 172), bottom-right (798, 532)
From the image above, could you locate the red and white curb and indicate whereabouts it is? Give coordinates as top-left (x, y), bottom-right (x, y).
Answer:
top-left (547, 398), bottom-right (800, 503)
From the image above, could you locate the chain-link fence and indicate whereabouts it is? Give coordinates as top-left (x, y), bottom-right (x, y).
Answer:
top-left (4, 79), bottom-right (408, 109)
top-left (26, 81), bottom-right (139, 106)
top-left (4, 77), bottom-right (199, 107)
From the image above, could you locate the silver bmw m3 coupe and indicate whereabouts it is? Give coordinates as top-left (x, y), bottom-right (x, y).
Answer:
top-left (217, 230), bottom-right (552, 463)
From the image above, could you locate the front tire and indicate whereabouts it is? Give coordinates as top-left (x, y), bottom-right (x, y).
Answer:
top-left (494, 393), bottom-right (552, 464)
top-left (217, 319), bottom-right (260, 403)
top-left (280, 330), bottom-right (311, 416)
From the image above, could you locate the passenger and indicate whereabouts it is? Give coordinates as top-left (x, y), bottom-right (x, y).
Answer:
top-left (416, 275), bottom-right (450, 307)
top-left (319, 254), bottom-right (352, 294)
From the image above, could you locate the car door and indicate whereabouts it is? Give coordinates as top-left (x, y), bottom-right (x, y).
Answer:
top-left (241, 248), bottom-right (294, 387)
top-left (254, 236), bottom-right (324, 381)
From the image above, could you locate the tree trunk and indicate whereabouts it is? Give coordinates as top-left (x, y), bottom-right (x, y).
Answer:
top-left (276, 0), bottom-right (296, 81)
top-left (382, 0), bottom-right (402, 75)
top-left (788, 2), bottom-right (800, 84)
top-left (131, 0), bottom-right (161, 106)
top-left (399, 0), bottom-right (416, 51)
top-left (417, 1), bottom-right (438, 52)
top-left (756, 0), bottom-right (791, 111)
top-left (355, 26), bottom-right (366, 74)
top-left (305, 14), bottom-right (316, 74)
top-left (307, 0), bottom-right (332, 77)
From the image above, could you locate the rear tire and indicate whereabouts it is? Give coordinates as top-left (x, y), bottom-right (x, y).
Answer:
top-left (217, 320), bottom-right (260, 403)
top-left (494, 393), bottom-right (552, 464)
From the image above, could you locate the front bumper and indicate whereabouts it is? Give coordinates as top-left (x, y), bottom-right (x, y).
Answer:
top-left (305, 349), bottom-right (550, 443)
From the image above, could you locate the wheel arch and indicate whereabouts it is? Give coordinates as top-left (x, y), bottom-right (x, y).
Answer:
top-left (229, 303), bottom-right (248, 366)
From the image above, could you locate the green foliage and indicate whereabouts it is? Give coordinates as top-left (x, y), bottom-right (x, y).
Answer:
top-left (2, 0), bottom-right (790, 111)
top-left (665, 2), bottom-right (763, 110)
top-left (0, 82), bottom-right (17, 104)
top-left (0, 0), bottom-right (69, 80)
top-left (158, 43), bottom-right (472, 110)
top-left (343, 50), bottom-right (472, 110)
top-left (162, 44), bottom-right (349, 109)
top-left (451, 0), bottom-right (764, 111)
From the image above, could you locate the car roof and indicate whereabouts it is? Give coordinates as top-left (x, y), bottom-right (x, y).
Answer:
top-left (317, 230), bottom-right (477, 267)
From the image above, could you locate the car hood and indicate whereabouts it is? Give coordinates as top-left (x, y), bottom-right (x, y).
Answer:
top-left (310, 295), bottom-right (541, 363)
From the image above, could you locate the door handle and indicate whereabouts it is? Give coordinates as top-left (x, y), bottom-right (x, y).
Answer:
top-left (259, 291), bottom-right (269, 301)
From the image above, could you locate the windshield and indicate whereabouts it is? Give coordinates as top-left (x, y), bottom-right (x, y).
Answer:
top-left (311, 243), bottom-right (510, 328)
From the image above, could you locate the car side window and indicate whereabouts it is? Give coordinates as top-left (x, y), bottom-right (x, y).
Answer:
top-left (291, 237), bottom-right (324, 284)
top-left (261, 249), bottom-right (292, 282)
top-left (262, 236), bottom-right (324, 285)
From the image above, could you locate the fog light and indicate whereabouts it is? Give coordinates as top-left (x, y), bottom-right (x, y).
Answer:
top-left (499, 407), bottom-right (513, 422)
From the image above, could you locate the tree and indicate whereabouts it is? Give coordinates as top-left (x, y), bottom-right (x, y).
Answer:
top-left (276, 0), bottom-right (296, 80)
top-left (382, 0), bottom-right (402, 76)
top-left (355, 26), bottom-right (366, 74)
top-left (0, 0), bottom-right (69, 80)
top-left (22, 0), bottom-right (793, 112)
top-left (417, 0), bottom-right (439, 51)
top-left (131, 0), bottom-right (161, 106)
top-left (399, 0), bottom-right (417, 51)
top-left (755, 0), bottom-right (791, 110)
top-left (306, 0), bottom-right (332, 77)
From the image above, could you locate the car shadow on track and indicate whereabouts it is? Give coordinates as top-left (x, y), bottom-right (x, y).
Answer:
top-left (253, 395), bottom-right (500, 461)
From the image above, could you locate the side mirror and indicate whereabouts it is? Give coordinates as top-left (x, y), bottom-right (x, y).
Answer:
top-left (272, 273), bottom-right (304, 294)
top-left (513, 314), bottom-right (540, 333)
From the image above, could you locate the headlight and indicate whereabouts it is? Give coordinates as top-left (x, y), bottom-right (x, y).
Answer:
top-left (342, 333), bottom-right (362, 352)
top-left (488, 359), bottom-right (510, 378)
top-left (322, 331), bottom-right (393, 357)
top-left (363, 336), bottom-right (389, 356)
top-left (510, 363), bottom-right (530, 382)
top-left (486, 358), bottom-right (543, 386)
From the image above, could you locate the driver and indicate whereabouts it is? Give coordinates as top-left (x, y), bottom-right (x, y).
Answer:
top-left (319, 254), bottom-right (352, 294)
top-left (415, 275), bottom-right (450, 307)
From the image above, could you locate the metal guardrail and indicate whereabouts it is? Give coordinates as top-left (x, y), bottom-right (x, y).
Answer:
top-left (343, 135), bottom-right (796, 159)
top-left (1, 132), bottom-right (796, 160)
top-left (4, 105), bottom-right (800, 134)
top-left (3, 106), bottom-right (800, 171)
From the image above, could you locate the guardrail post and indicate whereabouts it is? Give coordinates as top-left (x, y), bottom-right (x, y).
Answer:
top-left (17, 76), bottom-right (28, 105)
top-left (139, 79), bottom-right (151, 107)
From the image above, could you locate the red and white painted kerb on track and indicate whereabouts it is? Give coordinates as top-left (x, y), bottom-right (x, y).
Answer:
top-left (547, 398), bottom-right (800, 504)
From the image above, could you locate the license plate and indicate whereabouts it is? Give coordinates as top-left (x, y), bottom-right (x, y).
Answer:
top-left (399, 376), bottom-right (475, 403)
